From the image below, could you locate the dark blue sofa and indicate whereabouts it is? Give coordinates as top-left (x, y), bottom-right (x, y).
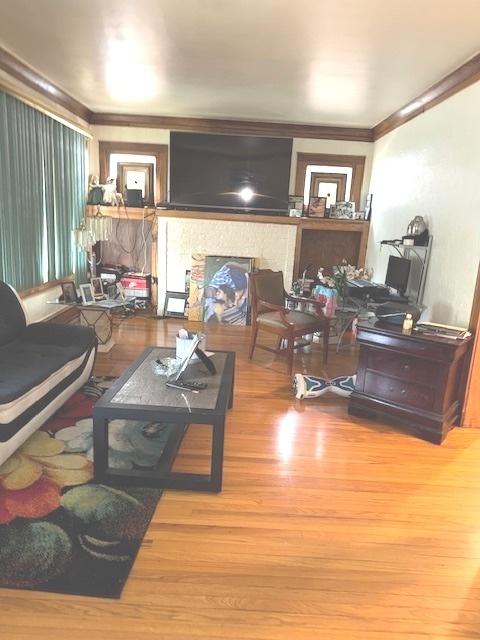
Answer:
top-left (0, 282), bottom-right (97, 465)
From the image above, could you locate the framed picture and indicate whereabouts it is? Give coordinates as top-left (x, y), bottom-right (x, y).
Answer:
top-left (288, 195), bottom-right (304, 214)
top-left (308, 196), bottom-right (327, 218)
top-left (330, 201), bottom-right (355, 219)
top-left (163, 291), bottom-right (188, 318)
top-left (61, 281), bottom-right (77, 304)
top-left (90, 276), bottom-right (104, 298)
top-left (187, 254), bottom-right (207, 322)
top-left (203, 256), bottom-right (254, 325)
top-left (365, 193), bottom-right (373, 221)
top-left (116, 282), bottom-right (126, 302)
top-left (79, 283), bottom-right (95, 304)
top-left (106, 284), bottom-right (118, 300)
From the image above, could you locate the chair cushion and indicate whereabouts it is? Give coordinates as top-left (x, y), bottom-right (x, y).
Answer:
top-left (257, 310), bottom-right (324, 329)
top-left (0, 282), bottom-right (26, 346)
top-left (0, 323), bottom-right (96, 405)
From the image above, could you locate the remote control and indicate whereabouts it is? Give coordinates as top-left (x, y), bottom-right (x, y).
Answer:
top-left (184, 381), bottom-right (208, 390)
top-left (165, 380), bottom-right (208, 393)
top-left (175, 380), bottom-right (207, 390)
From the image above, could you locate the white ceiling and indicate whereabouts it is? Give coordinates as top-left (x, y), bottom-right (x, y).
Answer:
top-left (0, 0), bottom-right (480, 127)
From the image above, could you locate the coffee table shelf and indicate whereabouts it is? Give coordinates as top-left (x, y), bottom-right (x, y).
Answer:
top-left (93, 347), bottom-right (235, 492)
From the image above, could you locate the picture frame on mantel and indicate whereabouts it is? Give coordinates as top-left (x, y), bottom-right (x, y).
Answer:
top-left (307, 196), bottom-right (327, 218)
top-left (289, 195), bottom-right (304, 211)
top-left (330, 201), bottom-right (355, 219)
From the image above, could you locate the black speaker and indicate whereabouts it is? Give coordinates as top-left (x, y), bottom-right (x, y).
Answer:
top-left (375, 302), bottom-right (421, 325)
top-left (126, 189), bottom-right (143, 207)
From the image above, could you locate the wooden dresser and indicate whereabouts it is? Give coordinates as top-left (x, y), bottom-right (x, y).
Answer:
top-left (349, 321), bottom-right (471, 444)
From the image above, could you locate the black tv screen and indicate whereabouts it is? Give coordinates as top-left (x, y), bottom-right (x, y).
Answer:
top-left (169, 132), bottom-right (292, 214)
top-left (385, 256), bottom-right (411, 294)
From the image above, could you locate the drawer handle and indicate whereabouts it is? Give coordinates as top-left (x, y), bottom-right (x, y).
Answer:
top-left (389, 386), bottom-right (394, 392)
top-left (404, 364), bottom-right (410, 370)
top-left (401, 389), bottom-right (406, 394)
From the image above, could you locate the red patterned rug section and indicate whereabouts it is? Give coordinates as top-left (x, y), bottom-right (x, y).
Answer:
top-left (0, 377), bottom-right (169, 598)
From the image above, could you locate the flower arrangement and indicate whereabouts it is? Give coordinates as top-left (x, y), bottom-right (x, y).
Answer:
top-left (317, 260), bottom-right (364, 298)
top-left (312, 260), bottom-right (365, 317)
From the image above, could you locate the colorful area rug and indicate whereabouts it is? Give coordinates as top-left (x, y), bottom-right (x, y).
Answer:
top-left (0, 378), bottom-right (171, 598)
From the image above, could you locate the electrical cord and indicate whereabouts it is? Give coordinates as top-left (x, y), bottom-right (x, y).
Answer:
top-left (114, 205), bottom-right (138, 255)
top-left (141, 207), bottom-right (147, 274)
top-left (102, 203), bottom-right (156, 273)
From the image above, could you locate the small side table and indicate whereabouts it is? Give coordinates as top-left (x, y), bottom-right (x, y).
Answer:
top-left (349, 321), bottom-right (472, 443)
top-left (77, 305), bottom-right (120, 351)
top-left (48, 300), bottom-right (126, 352)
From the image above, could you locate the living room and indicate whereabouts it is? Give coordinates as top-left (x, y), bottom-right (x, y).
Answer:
top-left (1, 1), bottom-right (480, 638)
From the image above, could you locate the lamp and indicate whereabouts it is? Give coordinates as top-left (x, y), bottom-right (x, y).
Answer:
top-left (87, 205), bottom-right (113, 242)
top-left (72, 219), bottom-right (94, 250)
top-left (73, 206), bottom-right (113, 277)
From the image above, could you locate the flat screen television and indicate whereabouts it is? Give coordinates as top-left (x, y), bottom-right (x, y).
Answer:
top-left (169, 131), bottom-right (292, 215)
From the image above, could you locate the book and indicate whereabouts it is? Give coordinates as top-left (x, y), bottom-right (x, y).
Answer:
top-left (416, 321), bottom-right (468, 333)
top-left (414, 321), bottom-right (471, 340)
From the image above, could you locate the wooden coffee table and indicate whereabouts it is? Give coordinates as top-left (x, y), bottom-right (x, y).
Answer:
top-left (93, 347), bottom-right (235, 492)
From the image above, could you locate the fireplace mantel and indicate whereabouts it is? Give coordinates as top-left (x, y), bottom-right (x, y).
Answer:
top-left (86, 206), bottom-right (370, 314)
top-left (155, 211), bottom-right (369, 316)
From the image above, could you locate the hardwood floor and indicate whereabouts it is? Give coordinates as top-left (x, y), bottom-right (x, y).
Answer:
top-left (2, 315), bottom-right (480, 639)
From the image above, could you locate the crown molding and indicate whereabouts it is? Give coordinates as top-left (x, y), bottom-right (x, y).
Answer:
top-left (2, 46), bottom-right (480, 144)
top-left (0, 46), bottom-right (92, 123)
top-left (373, 52), bottom-right (480, 140)
top-left (90, 112), bottom-right (373, 142)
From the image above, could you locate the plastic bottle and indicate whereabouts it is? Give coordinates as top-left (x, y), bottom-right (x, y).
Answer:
top-left (402, 313), bottom-right (413, 334)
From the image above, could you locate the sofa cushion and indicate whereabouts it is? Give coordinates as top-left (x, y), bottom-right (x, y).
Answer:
top-left (0, 347), bottom-right (96, 445)
top-left (0, 282), bottom-right (26, 346)
top-left (0, 324), bottom-right (96, 405)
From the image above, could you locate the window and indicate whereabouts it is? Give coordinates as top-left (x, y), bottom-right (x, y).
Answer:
top-left (0, 90), bottom-right (87, 291)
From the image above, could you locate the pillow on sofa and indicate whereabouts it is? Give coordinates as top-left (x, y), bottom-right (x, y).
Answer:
top-left (0, 282), bottom-right (27, 346)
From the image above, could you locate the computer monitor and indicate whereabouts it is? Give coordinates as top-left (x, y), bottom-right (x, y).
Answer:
top-left (385, 256), bottom-right (411, 295)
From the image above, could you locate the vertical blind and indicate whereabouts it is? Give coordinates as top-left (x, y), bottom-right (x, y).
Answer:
top-left (0, 90), bottom-right (87, 291)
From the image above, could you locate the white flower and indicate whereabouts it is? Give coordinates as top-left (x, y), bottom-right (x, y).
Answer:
top-left (317, 262), bottom-right (364, 291)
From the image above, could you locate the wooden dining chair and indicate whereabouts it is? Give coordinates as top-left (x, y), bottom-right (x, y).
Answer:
top-left (249, 270), bottom-right (330, 376)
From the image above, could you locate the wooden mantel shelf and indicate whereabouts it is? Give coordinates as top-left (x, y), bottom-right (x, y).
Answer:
top-left (86, 204), bottom-right (370, 232)
top-left (87, 205), bottom-right (371, 282)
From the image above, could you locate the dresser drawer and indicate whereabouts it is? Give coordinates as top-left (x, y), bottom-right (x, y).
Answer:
top-left (366, 349), bottom-right (438, 386)
top-left (364, 371), bottom-right (435, 410)
top-left (357, 328), bottom-right (457, 362)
